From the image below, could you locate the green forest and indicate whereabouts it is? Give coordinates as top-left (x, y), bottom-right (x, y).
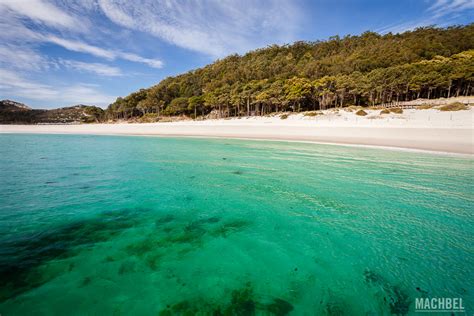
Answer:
top-left (106, 24), bottom-right (474, 120)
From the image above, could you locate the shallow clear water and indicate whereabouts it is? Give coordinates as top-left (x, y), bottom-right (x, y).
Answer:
top-left (0, 134), bottom-right (472, 315)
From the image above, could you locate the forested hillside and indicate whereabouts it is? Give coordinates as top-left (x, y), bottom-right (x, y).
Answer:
top-left (106, 24), bottom-right (474, 120)
top-left (0, 100), bottom-right (104, 124)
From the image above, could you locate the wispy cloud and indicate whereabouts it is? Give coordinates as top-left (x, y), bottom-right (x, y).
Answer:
top-left (0, 0), bottom-right (80, 29)
top-left (0, 0), bottom-right (169, 107)
top-left (0, 42), bottom-right (124, 77)
top-left (59, 60), bottom-right (122, 77)
top-left (44, 35), bottom-right (116, 59)
top-left (428, 0), bottom-right (474, 17)
top-left (43, 36), bottom-right (163, 68)
top-left (0, 68), bottom-right (115, 106)
top-left (376, 0), bottom-right (474, 34)
top-left (0, 44), bottom-right (51, 71)
top-left (97, 0), bottom-right (302, 57)
top-left (119, 52), bottom-right (163, 69)
top-left (0, 1), bottom-right (163, 68)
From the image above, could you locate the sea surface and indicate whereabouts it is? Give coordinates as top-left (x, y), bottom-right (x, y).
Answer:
top-left (0, 134), bottom-right (472, 315)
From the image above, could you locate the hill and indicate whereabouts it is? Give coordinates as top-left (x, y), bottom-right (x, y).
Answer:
top-left (0, 101), bottom-right (104, 124)
top-left (105, 24), bottom-right (474, 121)
top-left (0, 100), bottom-right (32, 111)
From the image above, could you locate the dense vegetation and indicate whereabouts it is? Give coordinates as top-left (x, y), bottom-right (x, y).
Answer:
top-left (0, 100), bottom-right (104, 124)
top-left (106, 24), bottom-right (474, 120)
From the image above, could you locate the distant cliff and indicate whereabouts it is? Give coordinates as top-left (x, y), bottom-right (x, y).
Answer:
top-left (0, 100), bottom-right (104, 124)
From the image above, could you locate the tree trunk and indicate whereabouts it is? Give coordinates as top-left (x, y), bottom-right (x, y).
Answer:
top-left (247, 97), bottom-right (250, 116)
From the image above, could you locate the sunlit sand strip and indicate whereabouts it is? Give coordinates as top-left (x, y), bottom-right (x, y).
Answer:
top-left (1, 108), bottom-right (473, 155)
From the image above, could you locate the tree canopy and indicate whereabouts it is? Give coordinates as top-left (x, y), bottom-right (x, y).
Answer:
top-left (106, 24), bottom-right (474, 120)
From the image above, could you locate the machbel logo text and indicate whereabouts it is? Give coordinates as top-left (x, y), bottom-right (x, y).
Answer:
top-left (415, 297), bottom-right (465, 313)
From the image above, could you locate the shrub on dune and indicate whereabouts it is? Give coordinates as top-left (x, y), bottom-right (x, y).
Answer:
top-left (380, 109), bottom-right (390, 114)
top-left (304, 111), bottom-right (323, 117)
top-left (355, 109), bottom-right (367, 116)
top-left (418, 104), bottom-right (435, 109)
top-left (138, 113), bottom-right (160, 122)
top-left (439, 102), bottom-right (469, 111)
top-left (345, 105), bottom-right (363, 112)
top-left (390, 108), bottom-right (403, 114)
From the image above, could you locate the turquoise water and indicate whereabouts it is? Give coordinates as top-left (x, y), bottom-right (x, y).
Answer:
top-left (0, 134), bottom-right (472, 315)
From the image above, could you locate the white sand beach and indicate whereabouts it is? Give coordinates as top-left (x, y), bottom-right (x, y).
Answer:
top-left (1, 107), bottom-right (473, 155)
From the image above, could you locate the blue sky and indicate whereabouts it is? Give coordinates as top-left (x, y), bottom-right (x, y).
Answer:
top-left (0, 0), bottom-right (473, 109)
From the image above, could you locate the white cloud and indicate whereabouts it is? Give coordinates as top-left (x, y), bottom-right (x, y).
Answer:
top-left (59, 60), bottom-right (122, 76)
top-left (42, 35), bottom-right (164, 68)
top-left (375, 19), bottom-right (438, 34)
top-left (0, 68), bottom-right (58, 100)
top-left (428, 0), bottom-right (474, 17)
top-left (0, 68), bottom-right (115, 106)
top-left (97, 0), bottom-right (302, 57)
top-left (119, 52), bottom-right (163, 69)
top-left (377, 0), bottom-right (474, 34)
top-left (0, 44), bottom-right (50, 71)
top-left (0, 0), bottom-right (79, 29)
top-left (44, 35), bottom-right (116, 60)
top-left (0, 6), bottom-right (164, 69)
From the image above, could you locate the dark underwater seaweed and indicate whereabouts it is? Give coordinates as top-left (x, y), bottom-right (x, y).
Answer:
top-left (225, 286), bottom-right (256, 315)
top-left (118, 260), bottom-right (137, 275)
top-left (0, 208), bottom-right (140, 302)
top-left (363, 269), bottom-right (411, 315)
top-left (124, 218), bottom-right (250, 272)
top-left (155, 214), bottom-right (175, 227)
top-left (264, 298), bottom-right (294, 315)
top-left (195, 216), bottom-right (221, 224)
top-left (210, 220), bottom-right (250, 238)
top-left (158, 283), bottom-right (293, 316)
top-left (387, 285), bottom-right (410, 315)
top-left (325, 301), bottom-right (345, 316)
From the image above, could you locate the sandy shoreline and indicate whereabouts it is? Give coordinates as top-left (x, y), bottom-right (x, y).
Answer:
top-left (1, 108), bottom-right (473, 155)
